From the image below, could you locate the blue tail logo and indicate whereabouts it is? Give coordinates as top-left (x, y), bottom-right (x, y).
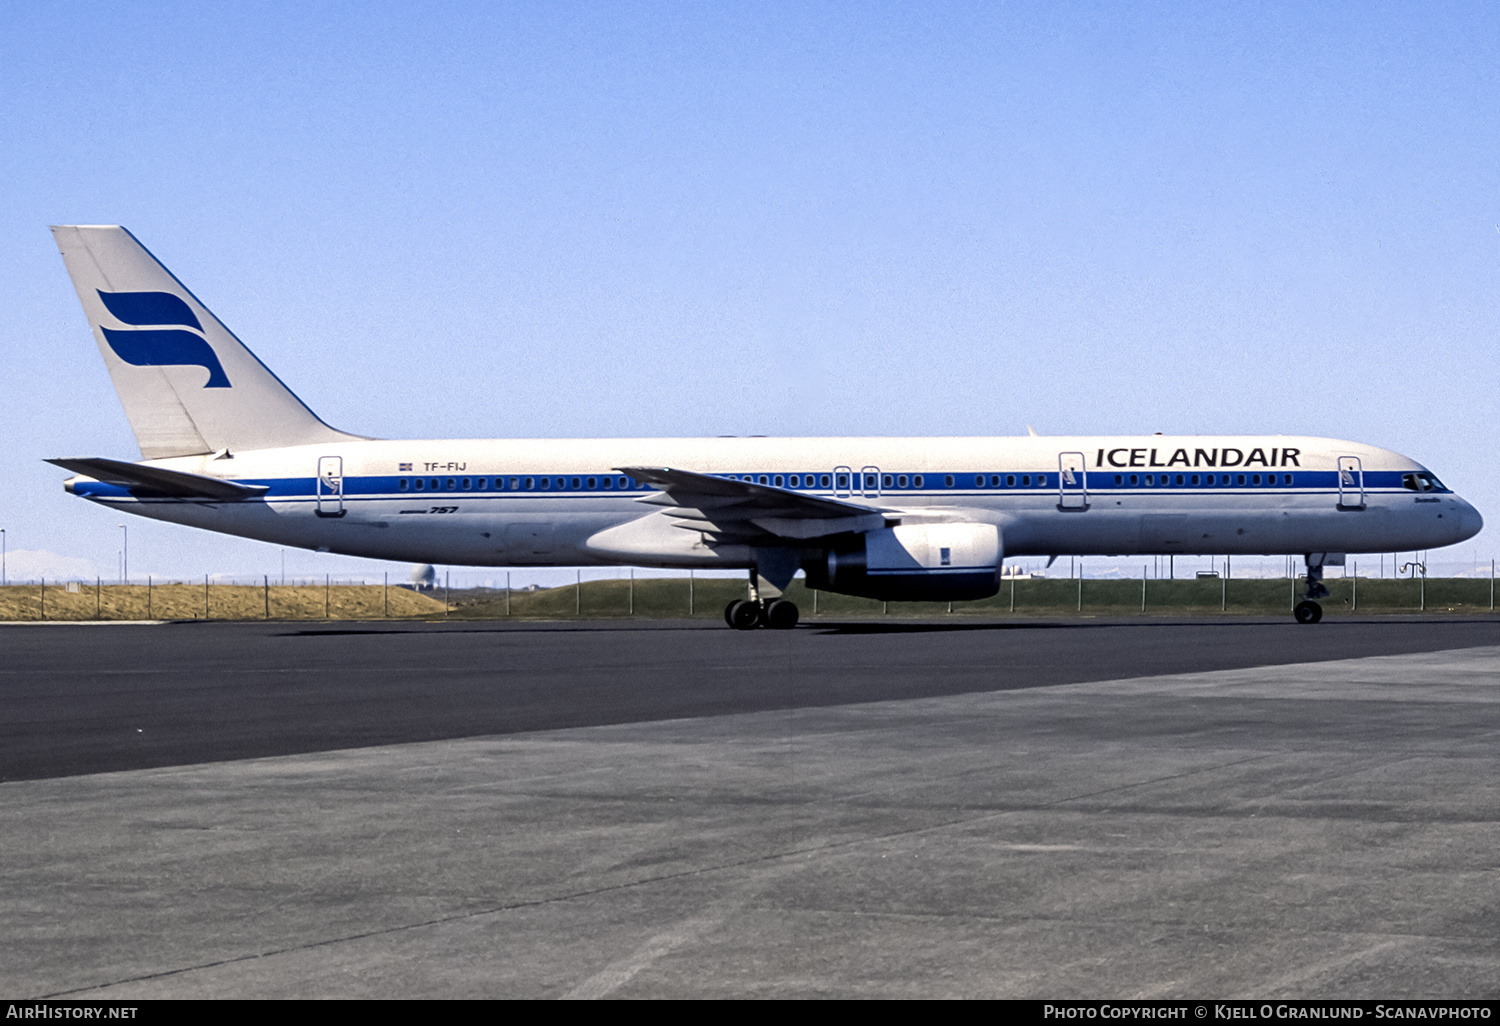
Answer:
top-left (97, 290), bottom-right (230, 388)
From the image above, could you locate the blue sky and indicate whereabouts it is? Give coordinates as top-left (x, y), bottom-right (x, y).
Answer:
top-left (1, 2), bottom-right (1496, 583)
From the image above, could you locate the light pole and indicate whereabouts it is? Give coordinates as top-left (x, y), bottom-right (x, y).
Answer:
top-left (119, 524), bottom-right (127, 585)
top-left (1, 527), bottom-right (6, 586)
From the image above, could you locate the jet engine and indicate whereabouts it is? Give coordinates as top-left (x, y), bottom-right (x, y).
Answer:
top-left (807, 523), bottom-right (1002, 601)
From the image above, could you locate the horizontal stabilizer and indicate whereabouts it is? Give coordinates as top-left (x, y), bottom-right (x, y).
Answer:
top-left (46, 457), bottom-right (269, 501)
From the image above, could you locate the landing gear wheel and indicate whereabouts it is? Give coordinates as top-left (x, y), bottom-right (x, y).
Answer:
top-left (1294, 600), bottom-right (1323, 624)
top-left (728, 600), bottom-right (763, 631)
top-left (763, 599), bottom-right (800, 630)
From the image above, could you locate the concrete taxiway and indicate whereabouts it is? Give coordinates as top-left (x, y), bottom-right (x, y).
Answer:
top-left (2, 619), bottom-right (1497, 998)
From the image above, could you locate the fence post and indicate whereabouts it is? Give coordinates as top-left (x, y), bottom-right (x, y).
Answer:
top-left (506, 571), bottom-right (511, 616)
top-left (384, 571), bottom-right (388, 618)
top-left (96, 577), bottom-right (101, 619)
top-left (40, 577), bottom-right (44, 620)
top-left (264, 575), bottom-right (270, 619)
top-left (147, 576), bottom-right (151, 619)
top-left (205, 574), bottom-right (210, 620)
top-left (1352, 562), bottom-right (1357, 611)
top-left (1010, 574), bottom-right (1015, 613)
top-left (629, 568), bottom-right (634, 616)
top-left (689, 570), bottom-right (694, 615)
top-left (1221, 574), bottom-right (1226, 612)
top-left (326, 573), bottom-right (330, 619)
top-left (1141, 566), bottom-right (1147, 613)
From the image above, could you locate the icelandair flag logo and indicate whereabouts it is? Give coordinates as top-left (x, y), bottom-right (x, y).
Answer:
top-left (96, 290), bottom-right (231, 388)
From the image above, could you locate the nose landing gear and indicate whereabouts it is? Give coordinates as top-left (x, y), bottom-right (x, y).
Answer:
top-left (1294, 557), bottom-right (1331, 624)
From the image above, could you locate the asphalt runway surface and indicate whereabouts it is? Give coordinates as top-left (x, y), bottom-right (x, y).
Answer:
top-left (3, 616), bottom-right (1498, 782)
top-left (4, 616), bottom-right (1499, 998)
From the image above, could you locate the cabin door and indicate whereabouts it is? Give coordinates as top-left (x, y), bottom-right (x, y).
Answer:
top-left (860, 466), bottom-right (881, 498)
top-left (1337, 456), bottom-right (1366, 511)
top-left (1057, 452), bottom-right (1090, 511)
top-left (316, 456), bottom-right (346, 518)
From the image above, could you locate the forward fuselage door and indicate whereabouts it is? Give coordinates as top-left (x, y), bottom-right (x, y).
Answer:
top-left (316, 456), bottom-right (346, 518)
top-left (1337, 456), bottom-right (1366, 511)
top-left (1057, 451), bottom-right (1089, 511)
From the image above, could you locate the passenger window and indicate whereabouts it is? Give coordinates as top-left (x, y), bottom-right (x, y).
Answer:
top-left (462, 478), bottom-right (471, 490)
top-left (1237, 474), bottom-right (1246, 485)
top-left (571, 477), bottom-right (580, 489)
top-left (1037, 475), bottom-right (1047, 487)
top-left (1008, 475), bottom-right (1017, 487)
top-left (944, 475), bottom-right (955, 487)
top-left (412, 478), bottom-right (423, 491)
top-left (897, 475), bottom-right (908, 488)
top-left (620, 477), bottom-right (630, 489)
top-left (820, 474), bottom-right (832, 488)
top-left (774, 475), bottom-right (784, 487)
top-left (913, 475), bottom-right (924, 488)
top-left (1175, 475), bottom-right (1184, 485)
top-left (1022, 475), bottom-right (1032, 486)
top-left (1251, 474), bottom-right (1261, 485)
top-left (1129, 474), bottom-right (1138, 486)
top-left (836, 474), bottom-right (849, 489)
top-left (1144, 475), bottom-right (1154, 486)
top-left (399, 479), bottom-right (409, 491)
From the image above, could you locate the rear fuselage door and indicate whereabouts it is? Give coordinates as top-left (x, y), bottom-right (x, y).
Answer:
top-left (1057, 452), bottom-right (1089, 511)
top-left (1337, 456), bottom-right (1365, 511)
top-left (316, 456), bottom-right (346, 518)
top-left (860, 466), bottom-right (881, 499)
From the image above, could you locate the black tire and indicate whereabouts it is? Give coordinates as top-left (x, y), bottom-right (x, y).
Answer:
top-left (724, 600), bottom-right (741, 627)
top-left (729, 600), bottom-right (762, 630)
top-left (1294, 600), bottom-right (1323, 624)
top-left (764, 599), bottom-right (799, 630)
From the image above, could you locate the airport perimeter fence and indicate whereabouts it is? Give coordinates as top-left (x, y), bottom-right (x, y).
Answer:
top-left (0, 571), bottom-right (1495, 621)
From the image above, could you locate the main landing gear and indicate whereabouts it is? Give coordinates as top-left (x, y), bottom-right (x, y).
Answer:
top-left (724, 598), bottom-right (800, 631)
top-left (1294, 557), bottom-right (1331, 624)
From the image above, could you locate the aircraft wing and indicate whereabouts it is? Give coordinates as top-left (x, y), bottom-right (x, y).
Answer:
top-left (46, 457), bottom-right (270, 501)
top-left (617, 466), bottom-right (890, 541)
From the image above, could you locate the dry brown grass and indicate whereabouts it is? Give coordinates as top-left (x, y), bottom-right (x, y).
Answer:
top-left (0, 583), bottom-right (448, 621)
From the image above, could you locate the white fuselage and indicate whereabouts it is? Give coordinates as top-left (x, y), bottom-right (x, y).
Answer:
top-left (65, 434), bottom-right (1482, 569)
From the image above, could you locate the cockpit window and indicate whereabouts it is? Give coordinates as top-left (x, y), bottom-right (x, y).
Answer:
top-left (1402, 472), bottom-right (1445, 492)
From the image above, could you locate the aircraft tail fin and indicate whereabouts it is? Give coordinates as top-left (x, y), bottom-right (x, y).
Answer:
top-left (50, 225), bottom-right (364, 459)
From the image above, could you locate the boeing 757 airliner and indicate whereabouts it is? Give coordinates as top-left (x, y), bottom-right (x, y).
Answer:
top-left (47, 226), bottom-right (1482, 628)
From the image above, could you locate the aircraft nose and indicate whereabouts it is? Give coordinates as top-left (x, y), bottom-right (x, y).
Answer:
top-left (1453, 497), bottom-right (1484, 542)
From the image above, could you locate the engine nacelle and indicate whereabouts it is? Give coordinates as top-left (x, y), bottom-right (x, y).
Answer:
top-left (810, 523), bottom-right (1002, 601)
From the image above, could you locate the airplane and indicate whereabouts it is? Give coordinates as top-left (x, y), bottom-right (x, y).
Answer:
top-left (47, 225), bottom-right (1483, 628)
